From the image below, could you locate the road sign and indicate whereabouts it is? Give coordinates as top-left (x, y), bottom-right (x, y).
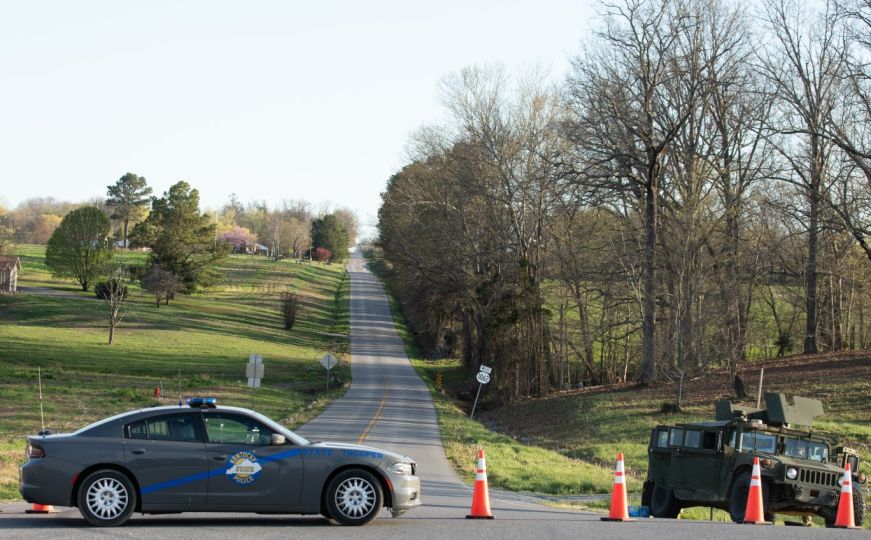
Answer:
top-left (320, 353), bottom-right (338, 371)
top-left (476, 372), bottom-right (491, 385)
top-left (479, 364), bottom-right (492, 374)
top-left (246, 354), bottom-right (264, 388)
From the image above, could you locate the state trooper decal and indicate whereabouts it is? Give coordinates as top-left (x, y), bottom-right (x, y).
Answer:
top-left (226, 451), bottom-right (263, 485)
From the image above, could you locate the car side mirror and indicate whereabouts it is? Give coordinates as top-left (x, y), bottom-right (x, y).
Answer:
top-left (271, 434), bottom-right (287, 446)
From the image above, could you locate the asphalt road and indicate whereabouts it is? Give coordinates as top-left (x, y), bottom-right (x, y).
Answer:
top-left (0, 252), bottom-right (864, 539)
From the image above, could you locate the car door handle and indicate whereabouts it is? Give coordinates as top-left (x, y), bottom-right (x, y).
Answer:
top-left (131, 449), bottom-right (146, 455)
top-left (211, 454), bottom-right (227, 461)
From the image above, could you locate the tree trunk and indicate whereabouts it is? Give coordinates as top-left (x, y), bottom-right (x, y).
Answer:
top-left (123, 219), bottom-right (129, 249)
top-left (641, 177), bottom-right (658, 385)
top-left (804, 180), bottom-right (819, 354)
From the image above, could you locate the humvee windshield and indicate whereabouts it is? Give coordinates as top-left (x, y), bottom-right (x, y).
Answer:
top-left (728, 430), bottom-right (830, 463)
top-left (783, 437), bottom-right (828, 463)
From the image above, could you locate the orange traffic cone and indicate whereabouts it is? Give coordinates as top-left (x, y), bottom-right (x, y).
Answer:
top-left (466, 448), bottom-right (494, 519)
top-left (25, 503), bottom-right (57, 514)
top-left (834, 463), bottom-right (859, 529)
top-left (742, 457), bottom-right (770, 524)
top-left (601, 452), bottom-right (635, 521)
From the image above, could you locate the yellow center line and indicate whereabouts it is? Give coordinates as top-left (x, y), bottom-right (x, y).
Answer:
top-left (358, 384), bottom-right (390, 444)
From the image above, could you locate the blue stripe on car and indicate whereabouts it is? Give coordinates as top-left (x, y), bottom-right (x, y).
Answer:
top-left (140, 448), bottom-right (303, 495)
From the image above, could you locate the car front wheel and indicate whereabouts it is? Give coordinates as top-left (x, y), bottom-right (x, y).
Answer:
top-left (77, 469), bottom-right (137, 527)
top-left (325, 469), bottom-right (383, 526)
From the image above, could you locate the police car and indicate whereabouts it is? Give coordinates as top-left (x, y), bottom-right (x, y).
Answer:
top-left (19, 398), bottom-right (421, 526)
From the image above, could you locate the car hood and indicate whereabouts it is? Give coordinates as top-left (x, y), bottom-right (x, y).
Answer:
top-left (308, 441), bottom-right (414, 463)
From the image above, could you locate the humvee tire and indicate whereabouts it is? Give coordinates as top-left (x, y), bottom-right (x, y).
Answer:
top-left (728, 471), bottom-right (769, 523)
top-left (649, 483), bottom-right (681, 518)
top-left (855, 486), bottom-right (865, 527)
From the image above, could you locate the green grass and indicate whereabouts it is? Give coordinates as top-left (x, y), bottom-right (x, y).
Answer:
top-left (0, 245), bottom-right (351, 500)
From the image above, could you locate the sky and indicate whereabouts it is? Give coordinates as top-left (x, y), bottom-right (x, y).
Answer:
top-left (0, 0), bottom-right (596, 236)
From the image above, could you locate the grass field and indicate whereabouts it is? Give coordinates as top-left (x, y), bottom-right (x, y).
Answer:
top-left (0, 245), bottom-right (351, 499)
top-left (367, 253), bottom-right (871, 527)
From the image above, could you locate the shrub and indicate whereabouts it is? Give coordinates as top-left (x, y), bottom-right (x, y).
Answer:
top-left (282, 292), bottom-right (299, 329)
top-left (94, 279), bottom-right (129, 300)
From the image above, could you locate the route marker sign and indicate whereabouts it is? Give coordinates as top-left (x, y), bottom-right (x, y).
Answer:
top-left (470, 365), bottom-right (493, 420)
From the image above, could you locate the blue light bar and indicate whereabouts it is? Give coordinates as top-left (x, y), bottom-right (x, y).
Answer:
top-left (187, 397), bottom-right (217, 407)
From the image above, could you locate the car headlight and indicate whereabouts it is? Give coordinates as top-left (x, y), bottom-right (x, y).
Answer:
top-left (388, 462), bottom-right (414, 475)
top-left (786, 467), bottom-right (798, 480)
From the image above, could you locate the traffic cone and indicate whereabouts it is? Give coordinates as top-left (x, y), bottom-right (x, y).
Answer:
top-left (742, 457), bottom-right (770, 524)
top-left (601, 452), bottom-right (635, 521)
top-left (25, 503), bottom-right (57, 514)
top-left (834, 463), bottom-right (859, 529)
top-left (466, 448), bottom-right (494, 519)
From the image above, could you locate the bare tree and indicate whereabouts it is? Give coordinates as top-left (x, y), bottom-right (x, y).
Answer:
top-left (101, 265), bottom-right (129, 345)
top-left (760, 0), bottom-right (848, 353)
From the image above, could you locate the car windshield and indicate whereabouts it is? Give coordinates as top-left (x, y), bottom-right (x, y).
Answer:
top-left (242, 409), bottom-right (310, 446)
top-left (783, 437), bottom-right (829, 463)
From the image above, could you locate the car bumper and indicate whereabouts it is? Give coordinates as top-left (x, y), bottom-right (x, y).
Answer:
top-left (387, 472), bottom-right (421, 515)
top-left (20, 460), bottom-right (73, 507)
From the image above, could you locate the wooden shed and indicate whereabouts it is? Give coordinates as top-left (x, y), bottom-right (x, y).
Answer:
top-left (0, 256), bottom-right (21, 293)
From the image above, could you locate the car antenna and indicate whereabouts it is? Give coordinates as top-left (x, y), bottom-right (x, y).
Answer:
top-left (37, 366), bottom-right (50, 436)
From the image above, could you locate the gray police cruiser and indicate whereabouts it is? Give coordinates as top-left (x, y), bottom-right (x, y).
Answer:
top-left (20, 398), bottom-right (421, 526)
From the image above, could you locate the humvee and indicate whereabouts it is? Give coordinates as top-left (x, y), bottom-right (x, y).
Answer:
top-left (641, 392), bottom-right (866, 525)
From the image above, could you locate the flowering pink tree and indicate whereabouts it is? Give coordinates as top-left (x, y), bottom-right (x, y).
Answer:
top-left (314, 247), bottom-right (332, 262)
top-left (219, 226), bottom-right (257, 251)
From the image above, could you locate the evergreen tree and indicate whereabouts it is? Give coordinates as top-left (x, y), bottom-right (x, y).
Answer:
top-left (311, 214), bottom-right (349, 262)
top-left (129, 181), bottom-right (228, 291)
top-left (106, 173), bottom-right (152, 249)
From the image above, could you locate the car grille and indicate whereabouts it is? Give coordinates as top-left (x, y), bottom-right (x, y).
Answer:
top-left (799, 468), bottom-right (837, 487)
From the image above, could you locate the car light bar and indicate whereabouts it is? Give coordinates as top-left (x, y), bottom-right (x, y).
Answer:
top-left (187, 397), bottom-right (217, 408)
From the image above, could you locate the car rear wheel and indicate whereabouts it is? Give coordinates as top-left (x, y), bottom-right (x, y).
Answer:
top-left (77, 469), bottom-right (136, 527)
top-left (649, 483), bottom-right (681, 518)
top-left (325, 469), bottom-right (383, 526)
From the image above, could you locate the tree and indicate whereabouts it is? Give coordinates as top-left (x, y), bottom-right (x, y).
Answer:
top-left (313, 247), bottom-right (332, 262)
top-left (140, 265), bottom-right (182, 307)
top-left (311, 214), bottom-right (349, 262)
top-left (0, 209), bottom-right (13, 255)
top-left (45, 206), bottom-right (112, 291)
top-left (333, 208), bottom-right (359, 248)
top-left (106, 173), bottom-right (152, 249)
top-left (761, 0), bottom-right (848, 353)
top-left (129, 181), bottom-right (229, 291)
top-left (100, 264), bottom-right (129, 344)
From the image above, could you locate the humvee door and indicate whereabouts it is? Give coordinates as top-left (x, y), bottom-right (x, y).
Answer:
top-left (667, 427), bottom-right (724, 502)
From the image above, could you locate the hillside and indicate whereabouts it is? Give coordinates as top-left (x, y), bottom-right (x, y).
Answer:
top-left (0, 245), bottom-right (351, 499)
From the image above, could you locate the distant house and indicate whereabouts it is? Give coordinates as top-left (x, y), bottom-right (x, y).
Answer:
top-left (245, 243), bottom-right (270, 256)
top-left (0, 256), bottom-right (21, 293)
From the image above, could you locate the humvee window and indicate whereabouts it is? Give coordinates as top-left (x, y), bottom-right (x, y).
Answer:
top-left (655, 430), bottom-right (668, 448)
top-left (669, 428), bottom-right (685, 446)
top-left (684, 430), bottom-right (701, 448)
top-left (740, 431), bottom-right (776, 453)
top-left (702, 431), bottom-right (718, 450)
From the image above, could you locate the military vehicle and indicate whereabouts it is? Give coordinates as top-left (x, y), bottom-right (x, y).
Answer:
top-left (641, 392), bottom-right (866, 526)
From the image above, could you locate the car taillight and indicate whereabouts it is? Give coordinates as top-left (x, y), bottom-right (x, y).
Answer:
top-left (28, 445), bottom-right (45, 459)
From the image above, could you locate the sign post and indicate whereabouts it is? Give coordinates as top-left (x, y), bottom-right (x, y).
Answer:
top-left (320, 353), bottom-right (338, 392)
top-left (469, 365), bottom-right (491, 420)
top-left (246, 354), bottom-right (264, 407)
